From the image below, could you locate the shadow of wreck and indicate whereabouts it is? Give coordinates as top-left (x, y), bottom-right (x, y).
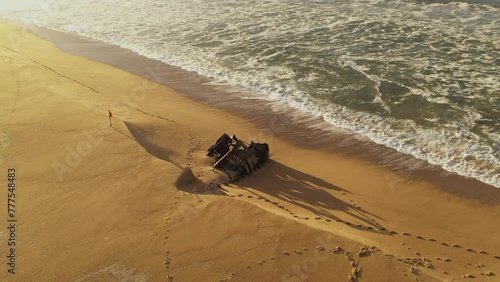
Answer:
top-left (233, 160), bottom-right (386, 232)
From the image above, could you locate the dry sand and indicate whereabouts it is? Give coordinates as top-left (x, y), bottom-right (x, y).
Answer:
top-left (0, 21), bottom-right (499, 281)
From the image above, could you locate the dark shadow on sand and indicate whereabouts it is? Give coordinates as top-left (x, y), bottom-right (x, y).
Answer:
top-left (123, 122), bottom-right (182, 169)
top-left (233, 160), bottom-right (386, 232)
top-left (111, 125), bottom-right (135, 141)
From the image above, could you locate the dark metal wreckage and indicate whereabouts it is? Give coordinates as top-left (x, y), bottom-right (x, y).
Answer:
top-left (207, 134), bottom-right (269, 182)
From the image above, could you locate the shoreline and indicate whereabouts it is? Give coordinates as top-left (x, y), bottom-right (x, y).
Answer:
top-left (1, 21), bottom-right (499, 281)
top-left (32, 24), bottom-right (499, 202)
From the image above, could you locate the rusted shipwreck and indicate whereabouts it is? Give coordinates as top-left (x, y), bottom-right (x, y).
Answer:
top-left (207, 134), bottom-right (269, 182)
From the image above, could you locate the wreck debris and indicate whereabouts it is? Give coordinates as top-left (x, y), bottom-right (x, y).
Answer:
top-left (207, 134), bottom-right (269, 182)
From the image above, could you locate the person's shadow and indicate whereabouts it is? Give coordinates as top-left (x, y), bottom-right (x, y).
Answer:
top-left (233, 160), bottom-right (385, 231)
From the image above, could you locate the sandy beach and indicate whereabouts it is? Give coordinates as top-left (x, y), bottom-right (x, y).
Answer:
top-left (0, 21), bottom-right (499, 281)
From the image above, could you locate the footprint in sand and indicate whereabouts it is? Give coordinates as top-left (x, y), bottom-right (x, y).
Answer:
top-left (0, 56), bottom-right (14, 64)
top-left (344, 251), bottom-right (354, 261)
top-left (330, 246), bottom-right (345, 254)
top-left (348, 267), bottom-right (360, 281)
top-left (164, 256), bottom-right (171, 268)
top-left (316, 246), bottom-right (325, 251)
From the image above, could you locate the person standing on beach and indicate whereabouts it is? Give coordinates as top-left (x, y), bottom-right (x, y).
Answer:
top-left (108, 110), bottom-right (113, 127)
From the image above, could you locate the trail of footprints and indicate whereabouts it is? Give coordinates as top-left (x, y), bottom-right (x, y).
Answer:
top-left (223, 244), bottom-right (382, 282)
top-left (225, 188), bottom-right (498, 280)
top-left (163, 192), bottom-right (206, 281)
top-left (30, 58), bottom-right (100, 94)
top-left (132, 107), bottom-right (176, 123)
top-left (1, 46), bottom-right (100, 94)
top-left (9, 78), bottom-right (21, 124)
top-left (163, 195), bottom-right (178, 282)
top-left (3, 75), bottom-right (21, 139)
top-left (230, 188), bottom-right (385, 233)
top-left (227, 238), bottom-right (496, 281)
top-left (1, 47), bottom-right (176, 127)
top-left (185, 134), bottom-right (204, 177)
top-left (397, 232), bottom-right (497, 279)
top-left (0, 45), bottom-right (23, 55)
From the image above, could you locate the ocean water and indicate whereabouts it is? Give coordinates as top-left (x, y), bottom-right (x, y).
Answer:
top-left (2, 0), bottom-right (499, 187)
